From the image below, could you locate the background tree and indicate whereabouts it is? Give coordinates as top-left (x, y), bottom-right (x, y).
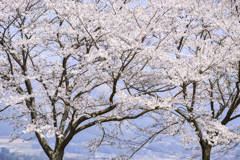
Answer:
top-left (0, 0), bottom-right (179, 159)
top-left (117, 0), bottom-right (240, 160)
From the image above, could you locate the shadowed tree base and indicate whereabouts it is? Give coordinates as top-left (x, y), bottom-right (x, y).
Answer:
top-left (201, 143), bottom-right (211, 160)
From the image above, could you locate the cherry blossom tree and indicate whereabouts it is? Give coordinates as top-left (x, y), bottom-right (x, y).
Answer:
top-left (118, 0), bottom-right (240, 160)
top-left (0, 0), bottom-right (178, 159)
top-left (1, 0), bottom-right (240, 160)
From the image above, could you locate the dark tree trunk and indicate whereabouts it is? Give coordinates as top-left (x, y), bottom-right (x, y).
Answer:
top-left (200, 142), bottom-right (212, 160)
top-left (49, 150), bottom-right (64, 160)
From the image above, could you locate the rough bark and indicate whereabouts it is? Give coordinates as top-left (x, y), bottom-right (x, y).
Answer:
top-left (50, 150), bottom-right (64, 160)
top-left (200, 141), bottom-right (212, 160)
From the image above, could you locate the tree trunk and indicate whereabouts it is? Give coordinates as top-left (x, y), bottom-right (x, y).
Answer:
top-left (49, 150), bottom-right (64, 160)
top-left (200, 142), bottom-right (212, 160)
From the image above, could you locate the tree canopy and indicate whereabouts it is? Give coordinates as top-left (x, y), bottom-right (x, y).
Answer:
top-left (0, 0), bottom-right (240, 160)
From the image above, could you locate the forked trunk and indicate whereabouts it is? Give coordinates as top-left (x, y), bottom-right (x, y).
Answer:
top-left (49, 150), bottom-right (64, 160)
